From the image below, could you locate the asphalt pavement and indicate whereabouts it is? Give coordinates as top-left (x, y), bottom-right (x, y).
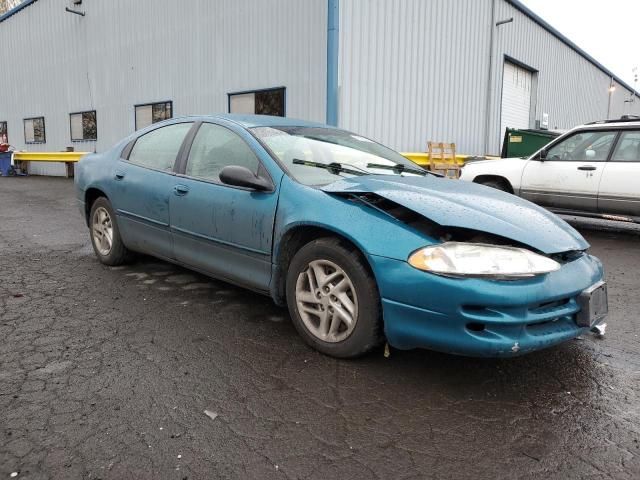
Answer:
top-left (1, 177), bottom-right (639, 479)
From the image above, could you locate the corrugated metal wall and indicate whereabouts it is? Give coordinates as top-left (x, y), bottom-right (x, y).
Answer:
top-left (0, 0), bottom-right (327, 153)
top-left (2, 0), bottom-right (639, 157)
top-left (339, 0), bottom-right (640, 155)
top-left (489, 0), bottom-right (640, 154)
top-left (338, 0), bottom-right (493, 154)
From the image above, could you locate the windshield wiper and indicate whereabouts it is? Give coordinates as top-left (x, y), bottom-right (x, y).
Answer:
top-left (366, 162), bottom-right (442, 177)
top-left (292, 159), bottom-right (367, 176)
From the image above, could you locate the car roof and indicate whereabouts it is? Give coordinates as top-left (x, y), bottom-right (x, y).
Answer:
top-left (578, 121), bottom-right (640, 131)
top-left (176, 114), bottom-right (332, 129)
top-left (580, 115), bottom-right (640, 129)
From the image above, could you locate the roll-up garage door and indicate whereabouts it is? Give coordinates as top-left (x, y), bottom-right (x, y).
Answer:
top-left (500, 61), bottom-right (532, 146)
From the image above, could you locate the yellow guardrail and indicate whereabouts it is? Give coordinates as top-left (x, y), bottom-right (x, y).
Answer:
top-left (13, 152), bottom-right (89, 162)
top-left (401, 152), bottom-right (500, 166)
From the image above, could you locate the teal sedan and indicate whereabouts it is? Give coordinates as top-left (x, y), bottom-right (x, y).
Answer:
top-left (75, 115), bottom-right (608, 358)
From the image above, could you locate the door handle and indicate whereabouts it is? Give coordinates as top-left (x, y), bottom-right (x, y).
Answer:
top-left (577, 165), bottom-right (596, 171)
top-left (173, 184), bottom-right (190, 196)
top-left (114, 170), bottom-right (125, 180)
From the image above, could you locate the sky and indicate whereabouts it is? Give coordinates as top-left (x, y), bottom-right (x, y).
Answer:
top-left (520, 0), bottom-right (639, 90)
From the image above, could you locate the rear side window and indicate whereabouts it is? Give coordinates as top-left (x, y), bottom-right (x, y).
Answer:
top-left (611, 131), bottom-right (640, 162)
top-left (128, 123), bottom-right (192, 171)
top-left (185, 123), bottom-right (260, 182)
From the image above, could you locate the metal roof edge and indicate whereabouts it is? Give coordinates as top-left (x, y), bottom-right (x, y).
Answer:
top-left (505, 0), bottom-right (640, 98)
top-left (0, 0), bottom-right (39, 24)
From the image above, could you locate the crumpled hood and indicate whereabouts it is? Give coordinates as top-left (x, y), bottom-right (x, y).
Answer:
top-left (321, 175), bottom-right (589, 254)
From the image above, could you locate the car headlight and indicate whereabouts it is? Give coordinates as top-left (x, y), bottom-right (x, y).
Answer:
top-left (408, 242), bottom-right (560, 279)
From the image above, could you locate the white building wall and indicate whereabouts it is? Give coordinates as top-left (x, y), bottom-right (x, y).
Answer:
top-left (489, 0), bottom-right (640, 154)
top-left (0, 0), bottom-right (328, 153)
top-left (2, 0), bottom-right (639, 157)
top-left (338, 0), bottom-right (493, 155)
top-left (339, 0), bottom-right (640, 155)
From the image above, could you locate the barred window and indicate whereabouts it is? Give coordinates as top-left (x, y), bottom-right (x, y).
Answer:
top-left (24, 117), bottom-right (46, 144)
top-left (135, 101), bottom-right (173, 130)
top-left (0, 121), bottom-right (7, 144)
top-left (229, 87), bottom-right (285, 117)
top-left (70, 111), bottom-right (97, 141)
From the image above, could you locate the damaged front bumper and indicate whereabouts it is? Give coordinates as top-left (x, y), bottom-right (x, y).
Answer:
top-left (369, 252), bottom-right (606, 357)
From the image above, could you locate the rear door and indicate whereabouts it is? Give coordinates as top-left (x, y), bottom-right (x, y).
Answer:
top-left (520, 130), bottom-right (616, 211)
top-left (169, 122), bottom-right (280, 291)
top-left (598, 130), bottom-right (640, 217)
top-left (112, 122), bottom-right (193, 259)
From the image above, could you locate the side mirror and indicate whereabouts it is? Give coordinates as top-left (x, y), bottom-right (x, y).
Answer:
top-left (538, 149), bottom-right (547, 161)
top-left (585, 149), bottom-right (596, 160)
top-left (219, 165), bottom-right (272, 191)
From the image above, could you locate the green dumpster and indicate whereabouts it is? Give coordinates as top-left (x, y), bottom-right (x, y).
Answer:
top-left (501, 128), bottom-right (560, 158)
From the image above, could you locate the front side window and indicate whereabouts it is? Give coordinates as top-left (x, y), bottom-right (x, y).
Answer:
top-left (252, 126), bottom-right (425, 186)
top-left (0, 121), bottom-right (7, 144)
top-left (70, 111), bottom-right (97, 141)
top-left (128, 123), bottom-right (192, 171)
top-left (229, 87), bottom-right (285, 117)
top-left (611, 131), bottom-right (640, 162)
top-left (186, 123), bottom-right (260, 182)
top-left (545, 130), bottom-right (617, 161)
top-left (135, 101), bottom-right (173, 130)
top-left (24, 117), bottom-right (46, 144)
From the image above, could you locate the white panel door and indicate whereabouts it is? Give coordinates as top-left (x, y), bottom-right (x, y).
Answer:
top-left (500, 62), bottom-right (532, 145)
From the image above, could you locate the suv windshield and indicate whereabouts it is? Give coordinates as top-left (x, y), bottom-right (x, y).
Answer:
top-left (251, 126), bottom-right (427, 185)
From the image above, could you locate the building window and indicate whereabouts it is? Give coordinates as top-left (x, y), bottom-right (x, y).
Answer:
top-left (228, 87), bottom-right (285, 117)
top-left (24, 117), bottom-right (46, 144)
top-left (0, 121), bottom-right (7, 144)
top-left (70, 111), bottom-right (97, 141)
top-left (135, 101), bottom-right (173, 130)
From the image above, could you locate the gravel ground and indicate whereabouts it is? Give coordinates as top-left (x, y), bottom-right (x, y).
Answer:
top-left (1, 177), bottom-right (639, 480)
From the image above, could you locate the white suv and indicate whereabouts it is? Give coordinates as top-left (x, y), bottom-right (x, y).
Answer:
top-left (460, 116), bottom-right (640, 222)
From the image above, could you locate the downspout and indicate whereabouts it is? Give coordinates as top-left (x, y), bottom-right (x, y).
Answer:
top-left (483, 0), bottom-right (497, 155)
top-left (326, 0), bottom-right (339, 126)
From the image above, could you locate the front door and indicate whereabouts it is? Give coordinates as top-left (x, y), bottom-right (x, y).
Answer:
top-left (169, 122), bottom-right (280, 291)
top-left (598, 130), bottom-right (640, 217)
top-left (112, 122), bottom-right (193, 259)
top-left (520, 130), bottom-right (616, 212)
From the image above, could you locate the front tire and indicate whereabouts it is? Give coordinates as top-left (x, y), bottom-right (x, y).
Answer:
top-left (286, 237), bottom-right (383, 358)
top-left (89, 197), bottom-right (131, 266)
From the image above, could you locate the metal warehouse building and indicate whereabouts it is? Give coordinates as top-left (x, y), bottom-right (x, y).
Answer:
top-left (1, 0), bottom-right (639, 160)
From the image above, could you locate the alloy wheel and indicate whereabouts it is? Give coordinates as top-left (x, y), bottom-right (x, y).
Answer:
top-left (92, 206), bottom-right (114, 256)
top-left (295, 259), bottom-right (358, 342)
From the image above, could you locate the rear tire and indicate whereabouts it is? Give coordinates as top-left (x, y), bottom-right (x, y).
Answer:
top-left (286, 237), bottom-right (383, 358)
top-left (477, 178), bottom-right (510, 192)
top-left (89, 197), bottom-right (131, 266)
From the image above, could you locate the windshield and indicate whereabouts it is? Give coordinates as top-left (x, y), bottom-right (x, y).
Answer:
top-left (251, 126), bottom-right (426, 185)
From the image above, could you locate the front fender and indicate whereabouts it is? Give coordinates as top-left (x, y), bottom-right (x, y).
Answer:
top-left (273, 176), bottom-right (435, 265)
top-left (461, 158), bottom-right (529, 193)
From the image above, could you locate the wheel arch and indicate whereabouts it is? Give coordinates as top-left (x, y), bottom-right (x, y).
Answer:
top-left (84, 187), bottom-right (110, 226)
top-left (473, 175), bottom-right (514, 194)
top-left (270, 223), bottom-right (376, 306)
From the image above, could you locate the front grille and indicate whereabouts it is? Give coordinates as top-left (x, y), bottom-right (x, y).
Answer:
top-left (461, 295), bottom-right (579, 326)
